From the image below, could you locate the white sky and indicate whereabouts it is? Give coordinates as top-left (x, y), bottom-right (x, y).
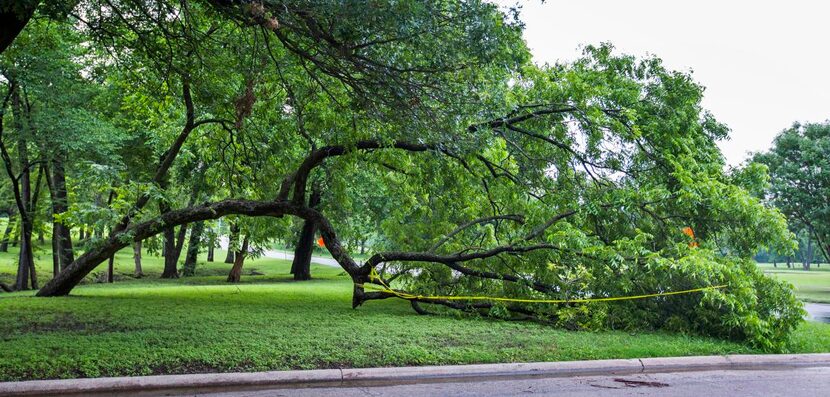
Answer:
top-left (497, 0), bottom-right (830, 166)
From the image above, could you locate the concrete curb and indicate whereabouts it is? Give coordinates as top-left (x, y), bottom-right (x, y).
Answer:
top-left (2, 354), bottom-right (829, 396)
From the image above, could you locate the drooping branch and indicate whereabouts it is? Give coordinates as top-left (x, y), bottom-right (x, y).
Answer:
top-left (37, 197), bottom-right (365, 297)
top-left (279, 140), bottom-right (434, 203)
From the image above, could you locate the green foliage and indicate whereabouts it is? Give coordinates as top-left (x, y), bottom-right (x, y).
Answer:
top-left (0, 1), bottom-right (808, 355)
top-left (754, 122), bottom-right (830, 264)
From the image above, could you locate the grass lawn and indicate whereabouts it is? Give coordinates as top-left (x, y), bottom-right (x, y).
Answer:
top-left (758, 263), bottom-right (830, 303)
top-left (0, 247), bottom-right (828, 381)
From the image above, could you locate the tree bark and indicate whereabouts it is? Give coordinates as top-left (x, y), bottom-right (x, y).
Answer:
top-left (0, 2), bottom-right (38, 55)
top-left (227, 235), bottom-right (249, 283)
top-left (107, 255), bottom-right (114, 283)
top-left (290, 188), bottom-right (321, 281)
top-left (161, 226), bottom-right (178, 278)
top-left (133, 240), bottom-right (143, 277)
top-left (207, 232), bottom-right (215, 262)
top-left (37, 199), bottom-right (363, 297)
top-left (291, 220), bottom-right (316, 280)
top-left (182, 221), bottom-right (204, 276)
top-left (47, 154), bottom-right (74, 269)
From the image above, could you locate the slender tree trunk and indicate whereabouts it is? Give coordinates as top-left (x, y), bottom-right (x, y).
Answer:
top-left (11, 88), bottom-right (35, 290)
top-left (227, 235), bottom-right (249, 283)
top-left (0, 208), bottom-right (15, 252)
top-left (51, 224), bottom-right (59, 277)
top-left (79, 227), bottom-right (85, 241)
top-left (224, 223), bottom-right (238, 263)
top-left (182, 221), bottom-right (204, 276)
top-left (107, 255), bottom-right (114, 283)
top-left (133, 240), bottom-right (143, 277)
top-left (46, 155), bottom-right (74, 269)
top-left (804, 238), bottom-right (813, 271)
top-left (172, 224), bottom-right (188, 263)
top-left (207, 230), bottom-right (215, 262)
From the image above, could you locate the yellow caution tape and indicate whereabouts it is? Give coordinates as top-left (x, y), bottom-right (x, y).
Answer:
top-left (357, 267), bottom-right (726, 304)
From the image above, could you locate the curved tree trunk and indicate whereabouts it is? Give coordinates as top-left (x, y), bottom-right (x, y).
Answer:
top-left (227, 235), bottom-right (249, 283)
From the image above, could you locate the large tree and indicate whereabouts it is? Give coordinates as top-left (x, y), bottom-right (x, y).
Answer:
top-left (0, 1), bottom-right (803, 350)
top-left (754, 122), bottom-right (830, 266)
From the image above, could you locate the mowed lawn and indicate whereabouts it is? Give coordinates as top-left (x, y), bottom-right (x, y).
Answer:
top-left (0, 246), bottom-right (829, 381)
top-left (758, 263), bottom-right (830, 303)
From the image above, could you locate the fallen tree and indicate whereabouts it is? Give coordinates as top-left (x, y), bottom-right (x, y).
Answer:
top-left (8, 2), bottom-right (804, 351)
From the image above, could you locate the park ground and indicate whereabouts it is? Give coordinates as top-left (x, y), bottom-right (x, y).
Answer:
top-left (0, 246), bottom-right (829, 382)
top-left (758, 263), bottom-right (830, 303)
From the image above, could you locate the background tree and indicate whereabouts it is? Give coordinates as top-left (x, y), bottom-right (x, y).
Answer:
top-left (754, 122), bottom-right (830, 267)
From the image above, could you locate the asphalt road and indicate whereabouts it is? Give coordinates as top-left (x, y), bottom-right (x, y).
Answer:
top-left (218, 237), bottom-right (341, 268)
top-left (261, 249), bottom-right (340, 268)
top-left (805, 302), bottom-right (830, 323)
top-left (193, 367), bottom-right (830, 397)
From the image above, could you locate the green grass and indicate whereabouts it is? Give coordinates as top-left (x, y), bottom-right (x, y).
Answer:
top-left (0, 249), bottom-right (828, 381)
top-left (758, 263), bottom-right (830, 303)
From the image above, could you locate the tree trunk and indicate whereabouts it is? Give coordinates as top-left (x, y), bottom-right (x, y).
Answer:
top-left (12, 88), bottom-right (35, 290)
top-left (207, 235), bottom-right (215, 262)
top-left (291, 219), bottom-right (317, 280)
top-left (290, 188), bottom-right (321, 281)
top-left (36, 199), bottom-right (361, 297)
top-left (107, 255), bottom-right (114, 283)
top-left (182, 221), bottom-right (204, 276)
top-left (160, 226), bottom-right (178, 278)
top-left (172, 224), bottom-right (188, 264)
top-left (224, 223), bottom-right (238, 263)
top-left (0, 1), bottom-right (38, 55)
top-left (0, 208), bottom-right (15, 252)
top-left (133, 241), bottom-right (143, 277)
top-left (51, 224), bottom-right (60, 277)
top-left (48, 155), bottom-right (74, 270)
top-left (804, 238), bottom-right (813, 271)
top-left (227, 235), bottom-right (249, 283)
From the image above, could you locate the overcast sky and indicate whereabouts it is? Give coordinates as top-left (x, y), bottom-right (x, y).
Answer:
top-left (497, 0), bottom-right (830, 166)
